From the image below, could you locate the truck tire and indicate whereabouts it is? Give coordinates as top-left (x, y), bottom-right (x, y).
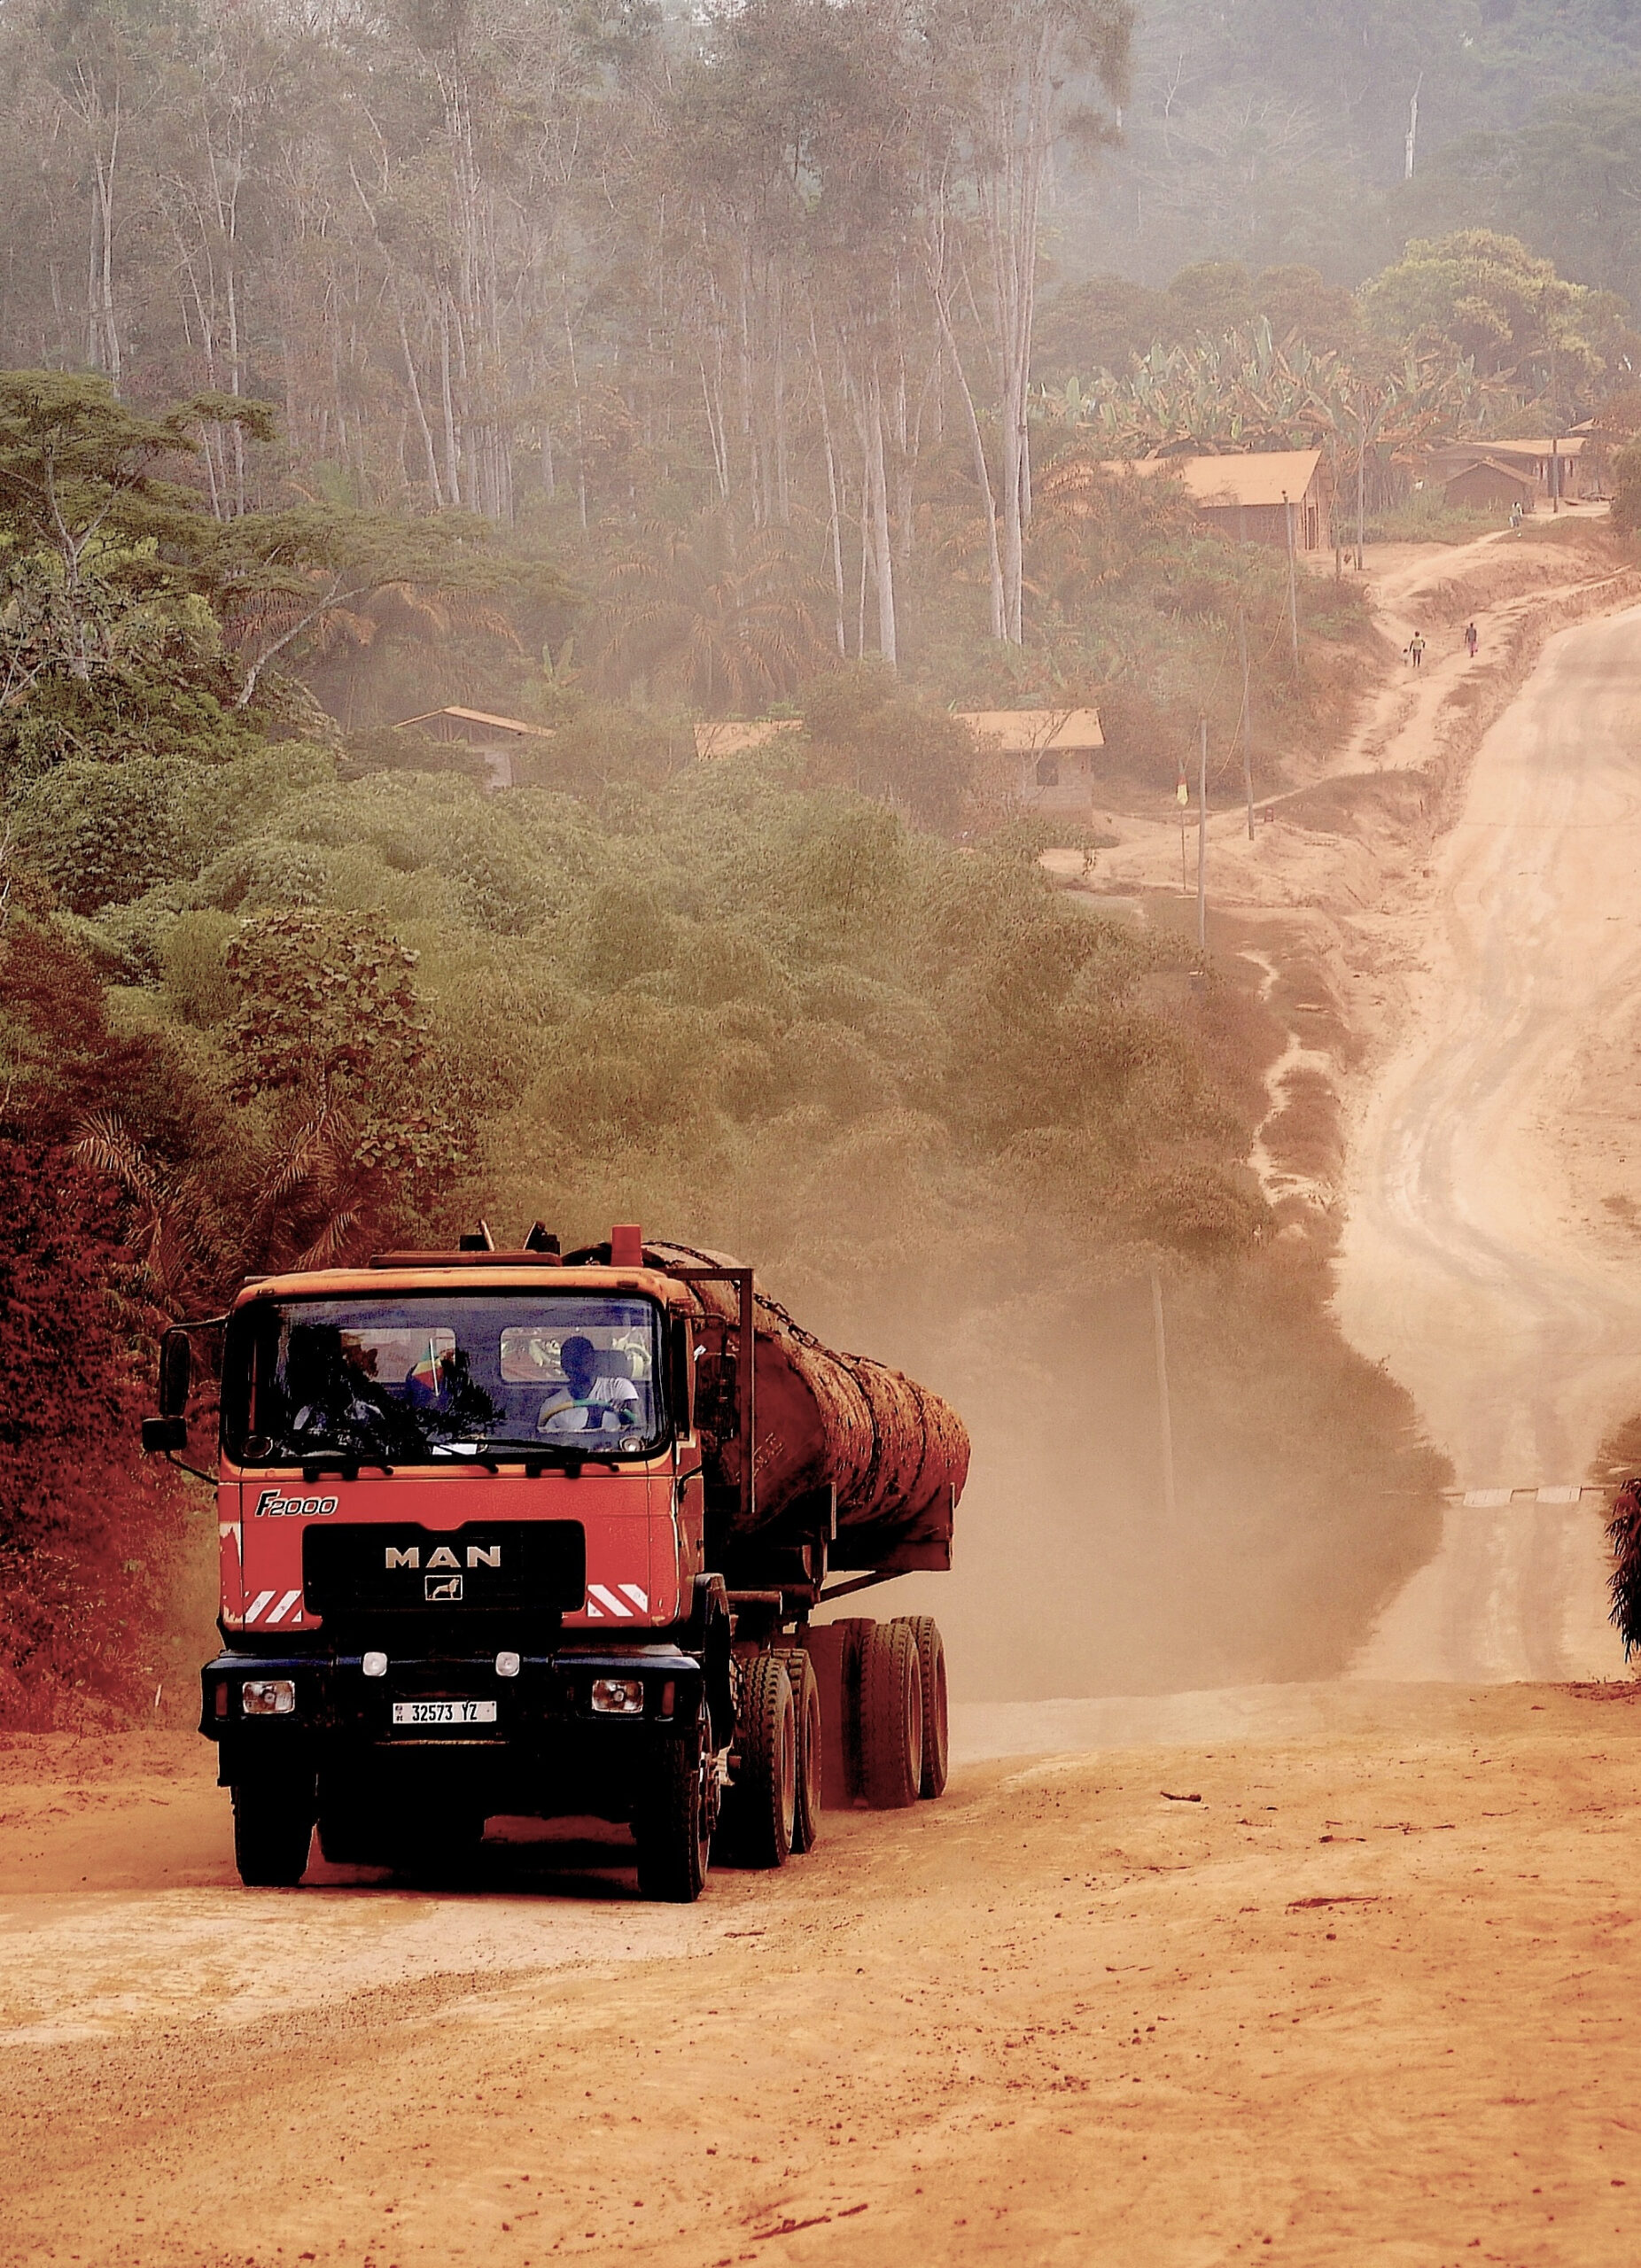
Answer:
top-left (859, 1621), bottom-right (922, 1811)
top-left (892, 1615), bottom-right (950, 1798)
top-left (773, 1647), bottom-right (822, 1852)
top-left (635, 1697), bottom-right (713, 1904)
top-left (724, 1654), bottom-right (796, 1868)
top-left (806, 1618), bottom-right (872, 1807)
top-left (232, 1769), bottom-right (315, 1887)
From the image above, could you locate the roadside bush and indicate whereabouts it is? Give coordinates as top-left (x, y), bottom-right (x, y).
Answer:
top-left (14, 755), bottom-right (208, 913)
top-left (0, 1142), bottom-right (188, 1720)
top-left (1612, 442), bottom-right (1641, 536)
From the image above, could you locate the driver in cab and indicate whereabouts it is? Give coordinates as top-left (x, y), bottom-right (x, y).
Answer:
top-left (537, 1334), bottom-right (641, 1435)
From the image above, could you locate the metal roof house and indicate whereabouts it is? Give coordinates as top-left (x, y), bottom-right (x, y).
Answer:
top-left (1441, 456), bottom-right (1539, 512)
top-left (391, 705), bottom-right (555, 789)
top-left (1110, 449), bottom-right (1332, 552)
top-left (956, 709), bottom-right (1105, 816)
top-left (1425, 435), bottom-right (1589, 505)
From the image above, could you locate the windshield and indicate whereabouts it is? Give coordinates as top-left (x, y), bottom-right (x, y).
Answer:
top-left (222, 1292), bottom-right (667, 1467)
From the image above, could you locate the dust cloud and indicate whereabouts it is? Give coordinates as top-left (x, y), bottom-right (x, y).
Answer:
top-left (808, 1243), bottom-right (1446, 1704)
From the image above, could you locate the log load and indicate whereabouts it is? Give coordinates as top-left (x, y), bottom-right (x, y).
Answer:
top-left (645, 1240), bottom-right (968, 1574)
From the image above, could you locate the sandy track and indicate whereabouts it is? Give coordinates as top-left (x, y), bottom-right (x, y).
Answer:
top-left (4, 1688), bottom-right (1640, 2268)
top-left (1336, 604), bottom-right (1641, 1679)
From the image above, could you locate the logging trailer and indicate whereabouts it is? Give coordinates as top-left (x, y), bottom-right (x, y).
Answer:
top-left (143, 1225), bottom-right (968, 1901)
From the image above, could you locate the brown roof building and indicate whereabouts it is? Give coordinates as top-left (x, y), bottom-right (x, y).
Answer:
top-left (392, 705), bottom-right (554, 790)
top-left (957, 709), bottom-right (1105, 817)
top-left (1110, 448), bottom-right (1332, 551)
top-left (1441, 457), bottom-right (1539, 513)
top-left (1424, 435), bottom-right (1589, 505)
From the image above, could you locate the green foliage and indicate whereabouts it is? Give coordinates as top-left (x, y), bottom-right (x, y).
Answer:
top-left (14, 755), bottom-right (209, 913)
top-left (338, 726), bottom-right (487, 784)
top-left (1398, 84), bottom-right (1641, 315)
top-left (1613, 442), bottom-right (1641, 536)
top-left (800, 664), bottom-right (976, 832)
top-left (1358, 230), bottom-right (1630, 400)
top-left (225, 906), bottom-right (428, 1107)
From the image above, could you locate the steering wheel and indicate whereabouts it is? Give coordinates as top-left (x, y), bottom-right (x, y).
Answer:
top-left (541, 1399), bottom-right (622, 1433)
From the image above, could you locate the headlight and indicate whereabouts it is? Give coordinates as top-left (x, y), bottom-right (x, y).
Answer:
top-left (495, 1651), bottom-right (521, 1679)
top-left (241, 1679), bottom-right (296, 1716)
top-left (590, 1677), bottom-right (644, 1715)
top-left (362, 1651), bottom-right (388, 1679)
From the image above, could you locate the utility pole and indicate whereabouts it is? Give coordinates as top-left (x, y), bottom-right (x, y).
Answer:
top-left (1283, 492), bottom-right (1299, 668)
top-left (1196, 713), bottom-right (1208, 949)
top-left (1239, 609), bottom-right (1254, 839)
top-left (1356, 416), bottom-right (1366, 571)
top-left (1177, 767), bottom-right (1189, 896)
top-left (1552, 433), bottom-right (1561, 515)
top-left (1150, 1265), bottom-right (1177, 1529)
top-left (1404, 72), bottom-right (1422, 181)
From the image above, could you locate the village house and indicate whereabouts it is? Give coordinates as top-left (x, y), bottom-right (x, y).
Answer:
top-left (690, 710), bottom-right (1102, 818)
top-left (391, 704), bottom-right (555, 789)
top-left (955, 709), bottom-right (1105, 816)
top-left (1108, 448), bottom-right (1332, 552)
top-left (1440, 456), bottom-right (1540, 514)
top-left (1424, 435), bottom-right (1590, 508)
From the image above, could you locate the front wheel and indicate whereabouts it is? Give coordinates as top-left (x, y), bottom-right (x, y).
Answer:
top-left (232, 1768), bottom-right (315, 1887)
top-left (635, 1700), bottom-right (713, 1903)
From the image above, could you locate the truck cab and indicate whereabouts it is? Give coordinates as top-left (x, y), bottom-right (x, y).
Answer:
top-left (149, 1226), bottom-right (952, 1902)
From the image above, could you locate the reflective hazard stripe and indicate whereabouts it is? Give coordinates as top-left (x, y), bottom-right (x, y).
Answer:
top-left (618, 1584), bottom-right (649, 1613)
top-left (587, 1582), bottom-right (634, 1618)
top-left (264, 1589), bottom-right (303, 1626)
top-left (244, 1589), bottom-right (276, 1623)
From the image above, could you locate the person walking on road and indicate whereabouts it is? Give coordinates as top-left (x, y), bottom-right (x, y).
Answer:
top-left (1464, 620), bottom-right (1479, 659)
top-left (1406, 631), bottom-right (1427, 670)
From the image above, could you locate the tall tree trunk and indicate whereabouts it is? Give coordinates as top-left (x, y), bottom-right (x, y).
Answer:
top-left (867, 367), bottom-right (897, 668)
top-left (811, 312), bottom-right (848, 657)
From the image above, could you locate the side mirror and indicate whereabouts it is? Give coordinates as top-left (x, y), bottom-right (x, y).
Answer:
top-left (159, 1328), bottom-right (192, 1418)
top-left (668, 1317), bottom-right (696, 1439)
top-left (142, 1415), bottom-right (189, 1455)
top-left (695, 1350), bottom-right (736, 1437)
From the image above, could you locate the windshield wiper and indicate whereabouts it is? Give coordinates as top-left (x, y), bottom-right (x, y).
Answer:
top-left (426, 1439), bottom-right (506, 1472)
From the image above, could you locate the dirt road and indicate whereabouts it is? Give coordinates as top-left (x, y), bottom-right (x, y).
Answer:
top-left (1336, 602), bottom-right (1641, 1680)
top-left (4, 1684), bottom-right (1641, 2268)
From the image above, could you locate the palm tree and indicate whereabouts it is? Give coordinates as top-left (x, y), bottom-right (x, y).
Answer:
top-left (595, 509), bottom-right (825, 711)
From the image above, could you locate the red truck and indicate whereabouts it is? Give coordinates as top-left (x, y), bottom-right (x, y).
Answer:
top-left (144, 1226), bottom-right (968, 1901)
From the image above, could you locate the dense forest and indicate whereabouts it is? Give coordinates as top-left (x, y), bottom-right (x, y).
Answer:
top-left (1078, 0), bottom-right (1641, 298)
top-left (7, 0), bottom-right (1637, 1715)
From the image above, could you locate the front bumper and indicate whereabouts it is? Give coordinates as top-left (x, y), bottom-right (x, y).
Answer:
top-left (201, 1644), bottom-right (703, 1786)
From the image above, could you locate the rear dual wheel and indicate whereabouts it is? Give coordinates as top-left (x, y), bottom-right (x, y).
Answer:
top-left (772, 1647), bottom-right (822, 1853)
top-left (721, 1654), bottom-right (797, 1868)
top-left (809, 1615), bottom-right (950, 1810)
top-left (859, 1621), bottom-right (922, 1810)
top-left (891, 1615), bottom-right (950, 1800)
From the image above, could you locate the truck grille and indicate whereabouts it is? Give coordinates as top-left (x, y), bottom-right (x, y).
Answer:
top-left (302, 1521), bottom-right (586, 1616)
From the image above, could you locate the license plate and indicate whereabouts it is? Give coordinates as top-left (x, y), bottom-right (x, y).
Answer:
top-left (390, 1699), bottom-right (498, 1727)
